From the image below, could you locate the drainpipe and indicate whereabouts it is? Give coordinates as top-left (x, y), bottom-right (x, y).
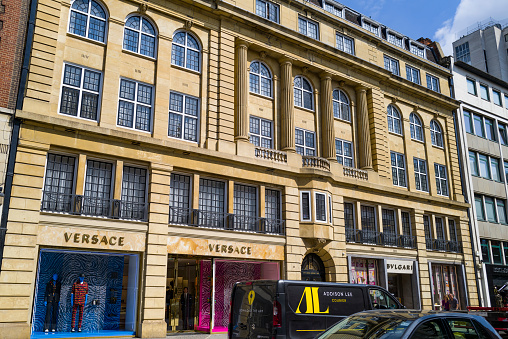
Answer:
top-left (453, 110), bottom-right (483, 306)
top-left (0, 0), bottom-right (37, 272)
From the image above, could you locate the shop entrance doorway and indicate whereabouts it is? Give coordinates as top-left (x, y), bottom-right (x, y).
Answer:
top-left (388, 274), bottom-right (414, 308)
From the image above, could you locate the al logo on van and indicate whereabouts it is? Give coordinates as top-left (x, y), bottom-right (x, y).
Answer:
top-left (295, 287), bottom-right (329, 314)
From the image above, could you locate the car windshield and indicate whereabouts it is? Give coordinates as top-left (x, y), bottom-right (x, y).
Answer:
top-left (317, 315), bottom-right (415, 339)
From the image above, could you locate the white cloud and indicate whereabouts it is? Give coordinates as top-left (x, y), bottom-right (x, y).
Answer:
top-left (434, 0), bottom-right (508, 55)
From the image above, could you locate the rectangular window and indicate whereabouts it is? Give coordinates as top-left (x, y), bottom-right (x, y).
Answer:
top-left (295, 128), bottom-right (316, 156)
top-left (336, 33), bottom-right (354, 55)
top-left (485, 117), bottom-right (495, 141)
top-left (423, 215), bottom-right (432, 243)
top-left (481, 239), bottom-right (491, 263)
top-left (492, 240), bottom-right (503, 264)
top-left (493, 90), bottom-right (502, 106)
top-left (60, 63), bottom-right (102, 121)
top-left (382, 209), bottom-right (396, 235)
top-left (344, 202), bottom-right (354, 231)
top-left (324, 1), bottom-right (342, 17)
top-left (360, 205), bottom-right (376, 232)
top-left (121, 166), bottom-right (147, 220)
top-left (41, 153), bottom-right (76, 212)
top-left (473, 114), bottom-right (485, 137)
top-left (249, 116), bottom-right (273, 148)
top-left (491, 157), bottom-right (501, 182)
top-left (413, 157), bottom-right (428, 192)
top-left (480, 84), bottom-right (490, 101)
top-left (469, 151), bottom-right (479, 176)
top-left (335, 139), bottom-right (353, 167)
top-left (265, 189), bottom-right (281, 221)
top-left (434, 163), bottom-right (448, 196)
top-left (169, 173), bottom-right (191, 224)
top-left (410, 44), bottom-right (425, 58)
top-left (479, 154), bottom-right (491, 179)
top-left (504, 242), bottom-right (508, 264)
top-left (464, 111), bottom-right (473, 134)
top-left (448, 220), bottom-right (457, 242)
top-left (505, 94), bottom-right (508, 108)
top-left (384, 55), bottom-right (399, 76)
top-left (255, 0), bottom-right (279, 23)
top-left (362, 21), bottom-right (379, 36)
top-left (391, 151), bottom-right (406, 187)
top-left (198, 178), bottom-right (226, 228)
top-left (401, 211), bottom-right (411, 236)
top-left (499, 124), bottom-right (508, 145)
top-left (83, 159), bottom-right (113, 216)
top-left (118, 78), bottom-right (153, 132)
top-left (426, 74), bottom-right (440, 92)
top-left (298, 16), bottom-right (319, 40)
top-left (168, 92), bottom-right (199, 142)
top-left (455, 42), bottom-right (471, 63)
top-left (498, 199), bottom-right (507, 224)
top-left (475, 195), bottom-right (485, 221)
top-left (301, 191), bottom-right (311, 221)
top-left (387, 33), bottom-right (403, 48)
top-left (233, 184), bottom-right (258, 230)
top-left (315, 192), bottom-right (327, 222)
top-left (485, 196), bottom-right (497, 222)
top-left (435, 217), bottom-right (445, 240)
top-left (505, 161), bottom-right (508, 183)
top-left (467, 78), bottom-right (477, 95)
top-left (406, 65), bottom-right (420, 84)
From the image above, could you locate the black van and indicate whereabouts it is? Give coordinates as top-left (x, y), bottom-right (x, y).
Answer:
top-left (228, 280), bottom-right (405, 339)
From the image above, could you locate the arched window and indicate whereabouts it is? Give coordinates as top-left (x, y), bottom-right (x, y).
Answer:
top-left (301, 253), bottom-right (325, 281)
top-left (249, 61), bottom-right (272, 97)
top-left (387, 105), bottom-right (402, 135)
top-left (171, 31), bottom-right (201, 72)
top-left (69, 0), bottom-right (107, 42)
top-left (123, 16), bottom-right (156, 58)
top-left (294, 76), bottom-right (313, 110)
top-left (431, 120), bottom-right (443, 147)
top-left (409, 113), bottom-right (424, 141)
top-left (332, 89), bottom-right (350, 121)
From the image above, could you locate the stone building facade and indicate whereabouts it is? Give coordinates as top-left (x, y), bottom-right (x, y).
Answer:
top-left (0, 0), bottom-right (478, 338)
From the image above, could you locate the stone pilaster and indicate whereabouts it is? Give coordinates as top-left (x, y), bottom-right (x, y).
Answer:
top-left (139, 163), bottom-right (172, 338)
top-left (235, 40), bottom-right (249, 142)
top-left (280, 59), bottom-right (295, 152)
top-left (356, 86), bottom-right (373, 169)
top-left (320, 74), bottom-right (335, 160)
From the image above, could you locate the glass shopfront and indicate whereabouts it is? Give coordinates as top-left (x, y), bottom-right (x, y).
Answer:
top-left (430, 263), bottom-right (465, 310)
top-left (30, 249), bottom-right (139, 338)
top-left (350, 257), bottom-right (380, 285)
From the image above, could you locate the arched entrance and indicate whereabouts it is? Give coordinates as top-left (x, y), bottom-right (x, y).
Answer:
top-left (301, 253), bottom-right (325, 281)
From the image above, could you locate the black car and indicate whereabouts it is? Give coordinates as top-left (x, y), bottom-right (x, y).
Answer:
top-left (316, 310), bottom-right (502, 339)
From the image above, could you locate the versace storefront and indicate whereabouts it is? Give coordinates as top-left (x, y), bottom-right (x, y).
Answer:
top-left (165, 236), bottom-right (284, 333)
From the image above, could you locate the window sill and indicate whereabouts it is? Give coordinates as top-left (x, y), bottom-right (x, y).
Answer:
top-left (334, 116), bottom-right (352, 124)
top-left (171, 63), bottom-right (201, 75)
top-left (66, 32), bottom-right (107, 47)
top-left (167, 135), bottom-right (199, 145)
top-left (410, 137), bottom-right (425, 144)
top-left (250, 91), bottom-right (274, 101)
top-left (122, 48), bottom-right (156, 62)
top-left (294, 105), bottom-right (315, 113)
top-left (432, 144), bottom-right (444, 150)
top-left (117, 125), bottom-right (152, 135)
top-left (388, 131), bottom-right (404, 137)
top-left (58, 112), bottom-right (100, 125)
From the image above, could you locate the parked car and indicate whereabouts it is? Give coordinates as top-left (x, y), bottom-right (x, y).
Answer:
top-left (228, 280), bottom-right (404, 339)
top-left (316, 310), bottom-right (502, 339)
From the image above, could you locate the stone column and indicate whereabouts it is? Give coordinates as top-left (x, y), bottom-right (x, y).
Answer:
top-left (356, 86), bottom-right (373, 169)
top-left (235, 40), bottom-right (249, 142)
top-left (280, 58), bottom-right (295, 152)
top-left (320, 74), bottom-right (335, 160)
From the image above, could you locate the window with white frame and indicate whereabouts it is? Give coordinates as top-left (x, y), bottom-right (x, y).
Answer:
top-left (470, 151), bottom-right (502, 181)
top-left (168, 92), bottom-right (199, 142)
top-left (505, 94), bottom-right (508, 109)
top-left (410, 43), bottom-right (425, 58)
top-left (469, 151), bottom-right (479, 176)
top-left (69, 0), bottom-right (107, 42)
top-left (464, 110), bottom-right (473, 134)
top-left (117, 78), bottom-right (153, 132)
top-left (123, 16), bottom-right (156, 58)
top-left (485, 117), bottom-right (496, 141)
top-left (249, 61), bottom-right (272, 97)
top-left (480, 83), bottom-right (490, 101)
top-left (391, 151), bottom-right (406, 187)
top-left (294, 76), bottom-right (313, 110)
top-left (387, 32), bottom-right (403, 48)
top-left (387, 105), bottom-right (402, 135)
top-left (332, 89), bottom-right (350, 121)
top-left (434, 163), bottom-right (448, 196)
top-left (466, 111), bottom-right (496, 141)
top-left (362, 20), bottom-right (379, 36)
top-left (324, 1), bottom-right (342, 17)
top-left (426, 74), bottom-right (440, 92)
top-left (298, 16), bottom-right (319, 40)
top-left (171, 31), bottom-right (201, 72)
top-left (413, 158), bottom-right (428, 192)
top-left (476, 195), bottom-right (508, 224)
top-left (409, 113), bottom-right (424, 141)
top-left (455, 42), bottom-right (471, 64)
top-left (493, 90), bottom-right (502, 106)
top-left (499, 124), bottom-right (508, 145)
top-left (249, 116), bottom-right (272, 148)
top-left (255, 0), bottom-right (279, 23)
top-left (467, 78), bottom-right (477, 95)
top-left (430, 120), bottom-right (443, 147)
top-left (384, 55), bottom-right (399, 76)
top-left (295, 128), bottom-right (315, 156)
top-left (301, 191), bottom-right (311, 221)
top-left (336, 33), bottom-right (354, 55)
top-left (60, 63), bottom-right (102, 121)
top-left (315, 192), bottom-right (327, 222)
top-left (300, 191), bottom-right (331, 223)
top-left (406, 65), bottom-right (420, 84)
top-left (335, 138), bottom-right (353, 167)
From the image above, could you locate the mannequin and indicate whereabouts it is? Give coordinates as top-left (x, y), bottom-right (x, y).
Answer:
top-left (71, 274), bottom-right (88, 332)
top-left (180, 287), bottom-right (193, 330)
top-left (44, 273), bottom-right (61, 332)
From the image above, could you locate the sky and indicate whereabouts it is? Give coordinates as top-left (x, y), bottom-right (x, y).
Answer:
top-left (336, 0), bottom-right (508, 55)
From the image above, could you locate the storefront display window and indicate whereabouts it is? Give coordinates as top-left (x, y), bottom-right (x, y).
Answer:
top-left (350, 258), bottom-right (378, 285)
top-left (31, 249), bottom-right (139, 337)
top-left (431, 264), bottom-right (461, 310)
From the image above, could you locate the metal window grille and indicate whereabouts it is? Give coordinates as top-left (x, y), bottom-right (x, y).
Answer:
top-left (171, 31), bottom-right (201, 72)
top-left (414, 158), bottom-right (428, 192)
top-left (435, 163), bottom-right (448, 196)
top-left (60, 64), bottom-right (101, 120)
top-left (295, 128), bottom-right (315, 156)
top-left (120, 166), bottom-right (147, 220)
top-left (401, 212), bottom-right (411, 236)
top-left (118, 79), bottom-right (152, 132)
top-left (83, 159), bottom-right (112, 216)
top-left (249, 116), bottom-right (272, 148)
top-left (391, 151), bottom-right (406, 187)
top-left (199, 178), bottom-right (225, 228)
top-left (69, 0), bottom-right (106, 42)
top-left (41, 154), bottom-right (76, 212)
top-left (124, 16), bottom-right (156, 58)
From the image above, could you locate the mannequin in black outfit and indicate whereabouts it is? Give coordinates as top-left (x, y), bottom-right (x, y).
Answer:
top-left (180, 287), bottom-right (193, 330)
top-left (44, 273), bottom-right (61, 332)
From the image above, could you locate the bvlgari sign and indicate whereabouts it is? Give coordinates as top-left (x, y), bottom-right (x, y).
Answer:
top-left (386, 260), bottom-right (414, 274)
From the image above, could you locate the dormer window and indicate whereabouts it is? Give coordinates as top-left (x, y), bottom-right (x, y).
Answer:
top-left (323, 1), bottom-right (342, 17)
top-left (362, 20), bottom-right (379, 36)
top-left (387, 32), bottom-right (403, 48)
top-left (410, 42), bottom-right (425, 58)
